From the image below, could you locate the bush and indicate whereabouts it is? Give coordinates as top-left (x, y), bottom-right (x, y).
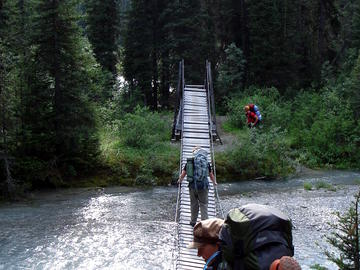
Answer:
top-left (320, 190), bottom-right (360, 269)
top-left (304, 182), bottom-right (312, 190)
top-left (289, 88), bottom-right (360, 168)
top-left (216, 43), bottom-right (246, 108)
top-left (219, 127), bottom-right (295, 179)
top-left (99, 107), bottom-right (179, 186)
top-left (226, 87), bottom-right (291, 131)
top-left (119, 106), bottom-right (170, 148)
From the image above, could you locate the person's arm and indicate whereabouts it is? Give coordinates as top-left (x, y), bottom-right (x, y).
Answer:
top-left (247, 114), bottom-right (252, 128)
top-left (208, 163), bottom-right (217, 185)
top-left (178, 169), bottom-right (186, 184)
top-left (210, 171), bottom-right (217, 185)
top-left (252, 114), bottom-right (259, 127)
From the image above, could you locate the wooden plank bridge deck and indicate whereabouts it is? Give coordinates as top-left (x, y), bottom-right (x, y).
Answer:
top-left (176, 84), bottom-right (217, 270)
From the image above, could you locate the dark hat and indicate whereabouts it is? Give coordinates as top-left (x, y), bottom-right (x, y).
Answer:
top-left (187, 218), bottom-right (224, 249)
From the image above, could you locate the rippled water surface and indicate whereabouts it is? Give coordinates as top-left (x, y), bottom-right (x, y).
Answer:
top-left (0, 170), bottom-right (359, 270)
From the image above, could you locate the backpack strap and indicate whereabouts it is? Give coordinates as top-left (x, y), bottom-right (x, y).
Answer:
top-left (203, 251), bottom-right (221, 270)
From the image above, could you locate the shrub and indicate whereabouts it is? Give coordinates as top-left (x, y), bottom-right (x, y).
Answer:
top-left (321, 190), bottom-right (360, 269)
top-left (304, 182), bottom-right (312, 190)
top-left (99, 107), bottom-right (179, 185)
top-left (119, 106), bottom-right (170, 148)
top-left (217, 43), bottom-right (246, 101)
top-left (289, 88), bottom-right (360, 168)
top-left (226, 87), bottom-right (291, 131)
top-left (223, 127), bottom-right (295, 179)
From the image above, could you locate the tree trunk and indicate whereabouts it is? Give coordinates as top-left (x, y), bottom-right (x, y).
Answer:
top-left (160, 56), bottom-right (170, 109)
top-left (3, 155), bottom-right (15, 195)
top-left (318, 0), bottom-right (326, 66)
top-left (152, 54), bottom-right (158, 110)
top-left (239, 0), bottom-right (249, 87)
top-left (52, 0), bottom-right (62, 156)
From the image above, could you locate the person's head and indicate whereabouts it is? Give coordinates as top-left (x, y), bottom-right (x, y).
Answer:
top-left (187, 218), bottom-right (224, 261)
top-left (192, 146), bottom-right (201, 156)
top-left (270, 256), bottom-right (301, 270)
top-left (244, 105), bottom-right (250, 112)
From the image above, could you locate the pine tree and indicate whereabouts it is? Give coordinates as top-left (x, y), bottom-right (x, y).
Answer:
top-left (123, 0), bottom-right (154, 108)
top-left (0, 0), bottom-right (18, 154)
top-left (25, 0), bottom-right (99, 176)
top-left (85, 0), bottom-right (119, 100)
top-left (217, 43), bottom-right (246, 98)
top-left (324, 189), bottom-right (360, 269)
top-left (167, 0), bottom-right (216, 84)
top-left (246, 0), bottom-right (303, 91)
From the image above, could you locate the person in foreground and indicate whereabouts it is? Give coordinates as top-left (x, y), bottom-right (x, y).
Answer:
top-left (178, 146), bottom-right (217, 226)
top-left (187, 203), bottom-right (301, 270)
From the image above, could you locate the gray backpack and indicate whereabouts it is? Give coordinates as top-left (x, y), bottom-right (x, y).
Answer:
top-left (186, 149), bottom-right (208, 190)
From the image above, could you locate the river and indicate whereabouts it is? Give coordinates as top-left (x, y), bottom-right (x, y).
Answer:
top-left (0, 170), bottom-right (359, 270)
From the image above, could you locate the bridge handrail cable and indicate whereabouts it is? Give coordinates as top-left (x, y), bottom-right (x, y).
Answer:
top-left (206, 60), bottom-right (224, 219)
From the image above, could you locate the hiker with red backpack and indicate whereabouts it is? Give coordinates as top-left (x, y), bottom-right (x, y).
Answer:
top-left (244, 103), bottom-right (262, 128)
top-left (178, 146), bottom-right (217, 227)
top-left (187, 204), bottom-right (301, 270)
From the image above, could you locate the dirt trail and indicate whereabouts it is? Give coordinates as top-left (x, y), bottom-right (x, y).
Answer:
top-left (213, 116), bottom-right (237, 152)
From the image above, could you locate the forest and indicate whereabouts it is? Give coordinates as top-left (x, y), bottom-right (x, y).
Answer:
top-left (0, 0), bottom-right (360, 199)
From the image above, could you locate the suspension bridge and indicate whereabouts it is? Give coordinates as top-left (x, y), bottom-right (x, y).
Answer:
top-left (172, 60), bottom-right (223, 270)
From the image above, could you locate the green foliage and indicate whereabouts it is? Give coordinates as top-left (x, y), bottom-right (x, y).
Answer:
top-left (310, 264), bottom-right (328, 270)
top-left (225, 83), bottom-right (360, 170)
top-left (217, 43), bottom-right (246, 99)
top-left (167, 0), bottom-right (217, 84)
top-left (304, 182), bottom-right (313, 191)
top-left (85, 0), bottom-right (118, 76)
top-left (314, 181), bottom-right (336, 192)
top-left (99, 107), bottom-right (179, 186)
top-left (218, 127), bottom-right (295, 179)
top-left (321, 190), bottom-right (360, 269)
top-left (226, 86), bottom-right (291, 130)
top-left (289, 87), bottom-right (360, 168)
top-left (119, 106), bottom-right (170, 148)
top-left (11, 0), bottom-right (102, 184)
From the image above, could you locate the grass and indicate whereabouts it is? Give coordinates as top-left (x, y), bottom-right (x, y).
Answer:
top-left (310, 264), bottom-right (328, 270)
top-left (315, 181), bottom-right (336, 191)
top-left (304, 182), bottom-right (313, 190)
top-left (97, 109), bottom-right (180, 186)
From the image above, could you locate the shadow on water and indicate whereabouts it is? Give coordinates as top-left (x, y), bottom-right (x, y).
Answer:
top-left (0, 169), bottom-right (359, 270)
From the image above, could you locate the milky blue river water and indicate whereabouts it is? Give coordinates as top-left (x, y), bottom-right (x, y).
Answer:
top-left (0, 170), bottom-right (359, 270)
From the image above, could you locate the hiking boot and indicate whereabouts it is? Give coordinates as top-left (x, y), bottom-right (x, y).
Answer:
top-left (270, 256), bottom-right (301, 270)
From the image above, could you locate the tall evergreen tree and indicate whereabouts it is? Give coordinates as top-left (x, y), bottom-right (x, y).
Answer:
top-left (246, 0), bottom-right (303, 91)
top-left (23, 0), bottom-right (99, 177)
top-left (167, 0), bottom-right (216, 84)
top-left (123, 0), bottom-right (154, 108)
top-left (85, 0), bottom-right (119, 100)
top-left (0, 0), bottom-right (19, 154)
top-left (85, 0), bottom-right (118, 75)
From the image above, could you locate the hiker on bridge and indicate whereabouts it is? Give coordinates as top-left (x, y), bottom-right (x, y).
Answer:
top-left (178, 146), bottom-right (217, 227)
top-left (187, 204), bottom-right (301, 270)
top-left (244, 103), bottom-right (262, 128)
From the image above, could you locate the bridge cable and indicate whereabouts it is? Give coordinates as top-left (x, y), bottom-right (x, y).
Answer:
top-left (206, 61), bottom-right (224, 219)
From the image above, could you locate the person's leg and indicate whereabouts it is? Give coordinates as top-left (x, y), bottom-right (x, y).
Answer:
top-left (189, 188), bottom-right (199, 225)
top-left (198, 188), bottom-right (209, 220)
